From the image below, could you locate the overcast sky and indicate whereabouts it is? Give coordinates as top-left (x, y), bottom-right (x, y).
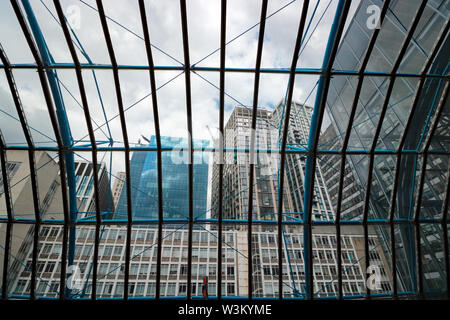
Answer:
top-left (0, 0), bottom-right (361, 178)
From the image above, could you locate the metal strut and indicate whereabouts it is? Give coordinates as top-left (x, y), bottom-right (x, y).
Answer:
top-left (20, 0), bottom-right (78, 298)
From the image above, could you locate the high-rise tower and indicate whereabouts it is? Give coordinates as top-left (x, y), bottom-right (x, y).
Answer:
top-left (114, 136), bottom-right (210, 221)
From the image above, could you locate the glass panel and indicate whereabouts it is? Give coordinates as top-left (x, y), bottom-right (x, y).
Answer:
top-left (11, 70), bottom-right (58, 148)
top-left (420, 223), bottom-right (447, 299)
top-left (58, 0), bottom-right (112, 65)
top-left (8, 223), bottom-right (35, 298)
top-left (0, 2), bottom-right (35, 63)
top-left (0, 223), bottom-right (6, 296)
top-left (0, 0), bottom-right (448, 302)
top-left (418, 155), bottom-right (449, 220)
top-left (368, 224), bottom-right (393, 298)
top-left (144, 0), bottom-right (184, 67)
top-left (0, 72), bottom-right (27, 146)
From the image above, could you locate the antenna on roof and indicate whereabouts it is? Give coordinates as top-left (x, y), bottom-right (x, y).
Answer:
top-left (141, 134), bottom-right (150, 144)
top-left (205, 125), bottom-right (219, 146)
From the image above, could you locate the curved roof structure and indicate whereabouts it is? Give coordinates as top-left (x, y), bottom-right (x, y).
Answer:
top-left (0, 0), bottom-right (449, 301)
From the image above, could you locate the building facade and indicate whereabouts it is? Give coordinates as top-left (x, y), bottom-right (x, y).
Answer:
top-left (4, 109), bottom-right (393, 299)
top-left (74, 160), bottom-right (113, 220)
top-left (210, 106), bottom-right (294, 224)
top-left (272, 102), bottom-right (336, 222)
top-left (207, 104), bottom-right (394, 297)
top-left (8, 224), bottom-right (391, 299)
top-left (0, 151), bottom-right (64, 292)
top-left (114, 136), bottom-right (210, 221)
top-left (319, 124), bottom-right (366, 221)
top-left (111, 171), bottom-right (126, 210)
top-left (326, 0), bottom-right (450, 295)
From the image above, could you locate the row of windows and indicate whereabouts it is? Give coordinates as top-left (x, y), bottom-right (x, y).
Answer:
top-left (0, 161), bottom-right (21, 195)
top-left (261, 280), bottom-right (374, 296)
top-left (22, 256), bottom-right (381, 285)
top-left (14, 278), bottom-right (392, 298)
top-left (40, 227), bottom-right (370, 248)
top-left (39, 227), bottom-right (235, 244)
top-left (260, 247), bottom-right (358, 262)
top-left (37, 242), bottom-right (238, 261)
top-left (13, 280), bottom-right (237, 297)
top-left (256, 233), bottom-right (363, 247)
top-left (261, 263), bottom-right (364, 279)
top-left (23, 261), bottom-right (236, 279)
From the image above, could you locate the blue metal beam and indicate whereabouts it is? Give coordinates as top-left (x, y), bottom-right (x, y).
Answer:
top-left (1, 63), bottom-right (449, 79)
top-left (302, 0), bottom-right (348, 300)
top-left (21, 0), bottom-right (78, 298)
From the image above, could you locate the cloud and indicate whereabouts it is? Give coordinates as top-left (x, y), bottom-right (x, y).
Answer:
top-left (0, 0), bottom-right (355, 178)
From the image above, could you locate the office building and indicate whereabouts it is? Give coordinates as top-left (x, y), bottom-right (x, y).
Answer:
top-left (326, 0), bottom-right (450, 295)
top-left (74, 160), bottom-right (114, 219)
top-left (8, 223), bottom-right (391, 298)
top-left (319, 124), bottom-right (366, 220)
top-left (210, 106), bottom-right (294, 223)
top-left (272, 102), bottom-right (335, 221)
top-left (111, 172), bottom-right (126, 209)
top-left (208, 104), bottom-right (394, 297)
top-left (114, 136), bottom-right (210, 220)
top-left (0, 151), bottom-right (64, 292)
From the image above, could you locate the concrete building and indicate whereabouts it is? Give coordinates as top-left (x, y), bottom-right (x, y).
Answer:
top-left (0, 151), bottom-right (64, 292)
top-left (0, 152), bottom-right (114, 294)
top-left (114, 136), bottom-right (210, 221)
top-left (210, 106), bottom-right (294, 224)
top-left (8, 224), bottom-right (391, 298)
top-left (206, 104), bottom-right (393, 297)
top-left (272, 102), bottom-right (335, 222)
top-left (319, 124), bottom-right (366, 221)
top-left (326, 0), bottom-right (450, 295)
top-left (111, 172), bottom-right (126, 209)
top-left (74, 160), bottom-right (113, 219)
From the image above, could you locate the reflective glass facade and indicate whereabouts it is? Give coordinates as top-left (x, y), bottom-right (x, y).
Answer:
top-left (325, 0), bottom-right (450, 296)
top-left (0, 0), bottom-right (448, 302)
top-left (115, 136), bottom-right (209, 221)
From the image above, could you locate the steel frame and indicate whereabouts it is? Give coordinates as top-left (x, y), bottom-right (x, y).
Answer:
top-left (0, 0), bottom-right (448, 301)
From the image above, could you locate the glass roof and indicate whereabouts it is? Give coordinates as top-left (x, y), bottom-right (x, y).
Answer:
top-left (0, 0), bottom-right (449, 301)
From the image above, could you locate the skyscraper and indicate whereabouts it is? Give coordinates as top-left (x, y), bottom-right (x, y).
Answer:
top-left (319, 124), bottom-right (366, 221)
top-left (209, 104), bottom-right (393, 297)
top-left (210, 106), bottom-right (294, 224)
top-left (0, 151), bottom-right (63, 291)
top-left (272, 102), bottom-right (335, 222)
top-left (74, 160), bottom-right (113, 220)
top-left (111, 171), bottom-right (126, 209)
top-left (325, 0), bottom-right (450, 295)
top-left (114, 136), bottom-right (210, 221)
top-left (5, 112), bottom-right (393, 299)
